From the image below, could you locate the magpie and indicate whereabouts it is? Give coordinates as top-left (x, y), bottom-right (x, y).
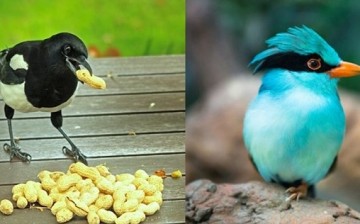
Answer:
top-left (0, 32), bottom-right (93, 165)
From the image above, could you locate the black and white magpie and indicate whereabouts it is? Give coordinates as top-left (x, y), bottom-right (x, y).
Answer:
top-left (0, 32), bottom-right (93, 164)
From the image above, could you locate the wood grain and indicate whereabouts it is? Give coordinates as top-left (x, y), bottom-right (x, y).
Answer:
top-left (0, 112), bottom-right (185, 140)
top-left (90, 55), bottom-right (185, 76)
top-left (0, 133), bottom-right (184, 161)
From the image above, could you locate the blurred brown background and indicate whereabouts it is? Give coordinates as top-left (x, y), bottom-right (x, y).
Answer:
top-left (186, 0), bottom-right (360, 211)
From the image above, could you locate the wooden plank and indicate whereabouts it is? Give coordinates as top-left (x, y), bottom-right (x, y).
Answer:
top-left (0, 92), bottom-right (185, 119)
top-left (0, 112), bottom-right (185, 140)
top-left (0, 133), bottom-right (185, 161)
top-left (145, 200), bottom-right (185, 224)
top-left (0, 200), bottom-right (185, 224)
top-left (89, 55), bottom-right (185, 76)
top-left (76, 73), bottom-right (185, 96)
top-left (0, 154), bottom-right (185, 192)
top-left (143, 200), bottom-right (185, 224)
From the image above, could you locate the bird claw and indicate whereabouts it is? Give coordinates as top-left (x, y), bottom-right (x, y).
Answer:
top-left (285, 184), bottom-right (308, 202)
top-left (3, 143), bottom-right (32, 162)
top-left (62, 146), bottom-right (88, 165)
top-left (285, 192), bottom-right (302, 202)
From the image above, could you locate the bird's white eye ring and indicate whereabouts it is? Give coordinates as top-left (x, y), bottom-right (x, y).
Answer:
top-left (307, 58), bottom-right (321, 70)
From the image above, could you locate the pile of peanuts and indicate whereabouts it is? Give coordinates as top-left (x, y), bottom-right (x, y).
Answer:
top-left (1, 162), bottom-right (170, 224)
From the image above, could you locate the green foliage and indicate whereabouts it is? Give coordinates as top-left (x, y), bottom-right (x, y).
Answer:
top-left (0, 0), bottom-right (185, 56)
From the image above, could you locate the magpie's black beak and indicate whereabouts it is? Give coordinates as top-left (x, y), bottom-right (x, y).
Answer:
top-left (65, 55), bottom-right (93, 77)
top-left (64, 54), bottom-right (105, 89)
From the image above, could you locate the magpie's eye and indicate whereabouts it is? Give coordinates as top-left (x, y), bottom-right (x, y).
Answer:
top-left (307, 58), bottom-right (322, 70)
top-left (63, 45), bottom-right (72, 55)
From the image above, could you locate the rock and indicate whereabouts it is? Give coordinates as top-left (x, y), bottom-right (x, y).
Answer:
top-left (186, 179), bottom-right (360, 224)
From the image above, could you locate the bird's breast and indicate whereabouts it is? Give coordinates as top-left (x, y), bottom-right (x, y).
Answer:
top-left (24, 71), bottom-right (79, 109)
top-left (243, 86), bottom-right (345, 185)
top-left (0, 81), bottom-right (77, 113)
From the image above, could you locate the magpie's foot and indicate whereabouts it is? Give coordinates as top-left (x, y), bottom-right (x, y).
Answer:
top-left (3, 143), bottom-right (32, 162)
top-left (285, 183), bottom-right (308, 202)
top-left (62, 146), bottom-right (88, 165)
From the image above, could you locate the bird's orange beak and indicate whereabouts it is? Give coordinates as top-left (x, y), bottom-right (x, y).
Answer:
top-left (328, 61), bottom-right (360, 78)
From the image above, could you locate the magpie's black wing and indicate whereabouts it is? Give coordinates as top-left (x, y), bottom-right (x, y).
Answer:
top-left (0, 48), bottom-right (27, 85)
top-left (0, 41), bottom-right (41, 85)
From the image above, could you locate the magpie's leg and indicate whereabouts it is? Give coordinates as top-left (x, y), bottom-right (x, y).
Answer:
top-left (3, 105), bottom-right (32, 162)
top-left (51, 111), bottom-right (88, 165)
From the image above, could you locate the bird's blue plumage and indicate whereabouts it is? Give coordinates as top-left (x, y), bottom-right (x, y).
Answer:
top-left (243, 26), bottom-right (346, 187)
top-left (250, 26), bottom-right (341, 73)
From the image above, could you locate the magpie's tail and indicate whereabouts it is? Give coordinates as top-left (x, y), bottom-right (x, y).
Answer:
top-left (0, 48), bottom-right (8, 56)
top-left (0, 49), bottom-right (8, 66)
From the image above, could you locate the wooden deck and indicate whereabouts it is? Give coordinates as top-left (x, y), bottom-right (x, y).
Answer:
top-left (0, 55), bottom-right (185, 223)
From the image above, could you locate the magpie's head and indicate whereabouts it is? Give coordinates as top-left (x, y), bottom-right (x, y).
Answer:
top-left (43, 32), bottom-right (92, 80)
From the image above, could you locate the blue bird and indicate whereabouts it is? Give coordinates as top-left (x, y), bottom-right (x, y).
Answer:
top-left (243, 26), bottom-right (360, 200)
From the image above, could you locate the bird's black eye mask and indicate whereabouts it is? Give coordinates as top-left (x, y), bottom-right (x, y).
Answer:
top-left (253, 52), bottom-right (337, 73)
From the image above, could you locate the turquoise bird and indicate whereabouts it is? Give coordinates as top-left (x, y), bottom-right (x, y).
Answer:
top-left (243, 26), bottom-right (360, 200)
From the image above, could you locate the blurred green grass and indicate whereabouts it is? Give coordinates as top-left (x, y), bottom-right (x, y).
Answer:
top-left (0, 0), bottom-right (185, 56)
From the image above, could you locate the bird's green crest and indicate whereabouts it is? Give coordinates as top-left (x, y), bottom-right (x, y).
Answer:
top-left (250, 26), bottom-right (341, 73)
